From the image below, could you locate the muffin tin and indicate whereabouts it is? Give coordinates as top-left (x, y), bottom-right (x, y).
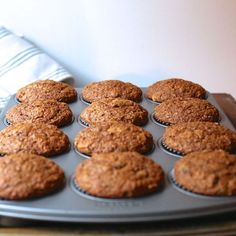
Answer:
top-left (0, 88), bottom-right (236, 224)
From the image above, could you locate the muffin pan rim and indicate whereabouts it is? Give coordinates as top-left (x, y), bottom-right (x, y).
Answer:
top-left (0, 88), bottom-right (236, 224)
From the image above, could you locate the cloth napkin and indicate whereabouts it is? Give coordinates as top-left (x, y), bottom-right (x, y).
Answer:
top-left (0, 26), bottom-right (73, 113)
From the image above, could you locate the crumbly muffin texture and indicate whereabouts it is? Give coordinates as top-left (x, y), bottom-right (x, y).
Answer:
top-left (163, 122), bottom-right (236, 154)
top-left (74, 121), bottom-right (153, 155)
top-left (82, 80), bottom-right (142, 103)
top-left (16, 80), bottom-right (77, 103)
top-left (174, 150), bottom-right (236, 196)
top-left (6, 99), bottom-right (73, 127)
top-left (80, 98), bottom-right (148, 126)
top-left (0, 153), bottom-right (65, 200)
top-left (154, 98), bottom-right (219, 124)
top-left (146, 78), bottom-right (206, 102)
top-left (75, 152), bottom-right (164, 198)
top-left (0, 122), bottom-right (70, 156)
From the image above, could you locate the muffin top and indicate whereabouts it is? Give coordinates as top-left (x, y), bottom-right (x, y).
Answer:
top-left (6, 100), bottom-right (73, 127)
top-left (162, 122), bottom-right (236, 155)
top-left (75, 152), bottom-right (164, 198)
top-left (16, 80), bottom-right (77, 103)
top-left (0, 153), bottom-right (65, 200)
top-left (0, 122), bottom-right (70, 157)
top-left (74, 121), bottom-right (154, 155)
top-left (154, 98), bottom-right (219, 125)
top-left (82, 80), bottom-right (142, 103)
top-left (80, 98), bottom-right (148, 126)
top-left (146, 78), bottom-right (206, 102)
top-left (174, 150), bottom-right (236, 196)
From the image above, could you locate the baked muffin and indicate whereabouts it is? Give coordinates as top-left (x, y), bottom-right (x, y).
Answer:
top-left (74, 122), bottom-right (154, 156)
top-left (0, 153), bottom-right (65, 200)
top-left (146, 78), bottom-right (206, 102)
top-left (75, 152), bottom-right (164, 198)
top-left (16, 80), bottom-right (77, 103)
top-left (154, 98), bottom-right (219, 125)
top-left (6, 100), bottom-right (73, 127)
top-left (174, 150), bottom-right (236, 196)
top-left (162, 122), bottom-right (236, 155)
top-left (80, 98), bottom-right (148, 126)
top-left (0, 123), bottom-right (70, 156)
top-left (81, 80), bottom-right (142, 103)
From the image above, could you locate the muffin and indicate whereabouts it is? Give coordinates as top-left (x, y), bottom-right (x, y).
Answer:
top-left (16, 80), bottom-right (77, 103)
top-left (74, 122), bottom-right (154, 156)
top-left (6, 100), bottom-right (73, 127)
top-left (154, 98), bottom-right (219, 125)
top-left (75, 152), bottom-right (164, 198)
top-left (162, 122), bottom-right (236, 155)
top-left (80, 98), bottom-right (148, 126)
top-left (146, 78), bottom-right (206, 102)
top-left (0, 153), bottom-right (65, 200)
top-left (0, 123), bottom-right (70, 157)
top-left (174, 150), bottom-right (236, 196)
top-left (81, 80), bottom-right (142, 103)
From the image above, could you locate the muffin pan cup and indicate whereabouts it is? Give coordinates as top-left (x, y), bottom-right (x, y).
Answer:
top-left (4, 115), bottom-right (75, 128)
top-left (150, 113), bottom-right (171, 127)
top-left (0, 88), bottom-right (236, 225)
top-left (168, 169), bottom-right (234, 200)
top-left (158, 138), bottom-right (184, 157)
top-left (79, 94), bottom-right (91, 105)
top-left (74, 142), bottom-right (156, 159)
top-left (78, 116), bottom-right (90, 127)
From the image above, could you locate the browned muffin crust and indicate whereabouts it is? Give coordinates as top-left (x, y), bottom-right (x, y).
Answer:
top-left (16, 80), bottom-right (77, 103)
top-left (80, 98), bottom-right (148, 126)
top-left (174, 150), bottom-right (236, 196)
top-left (82, 80), bottom-right (142, 103)
top-left (163, 122), bottom-right (236, 155)
top-left (74, 122), bottom-right (154, 155)
top-left (0, 123), bottom-right (70, 156)
top-left (6, 100), bottom-right (73, 127)
top-left (146, 78), bottom-right (206, 102)
top-left (75, 152), bottom-right (164, 198)
top-left (0, 153), bottom-right (65, 200)
top-left (154, 98), bottom-right (219, 124)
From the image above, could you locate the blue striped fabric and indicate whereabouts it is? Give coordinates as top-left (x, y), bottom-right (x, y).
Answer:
top-left (0, 46), bottom-right (38, 70)
top-left (0, 27), bottom-right (10, 38)
top-left (0, 47), bottom-right (42, 77)
top-left (0, 26), bottom-right (72, 112)
top-left (39, 67), bottom-right (69, 81)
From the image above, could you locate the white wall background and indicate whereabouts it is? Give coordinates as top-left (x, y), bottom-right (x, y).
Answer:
top-left (0, 0), bottom-right (236, 97)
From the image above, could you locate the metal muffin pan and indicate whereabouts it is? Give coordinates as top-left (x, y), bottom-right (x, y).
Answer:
top-left (0, 88), bottom-right (236, 224)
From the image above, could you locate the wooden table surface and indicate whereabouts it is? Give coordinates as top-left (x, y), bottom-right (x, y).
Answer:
top-left (0, 93), bottom-right (236, 236)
